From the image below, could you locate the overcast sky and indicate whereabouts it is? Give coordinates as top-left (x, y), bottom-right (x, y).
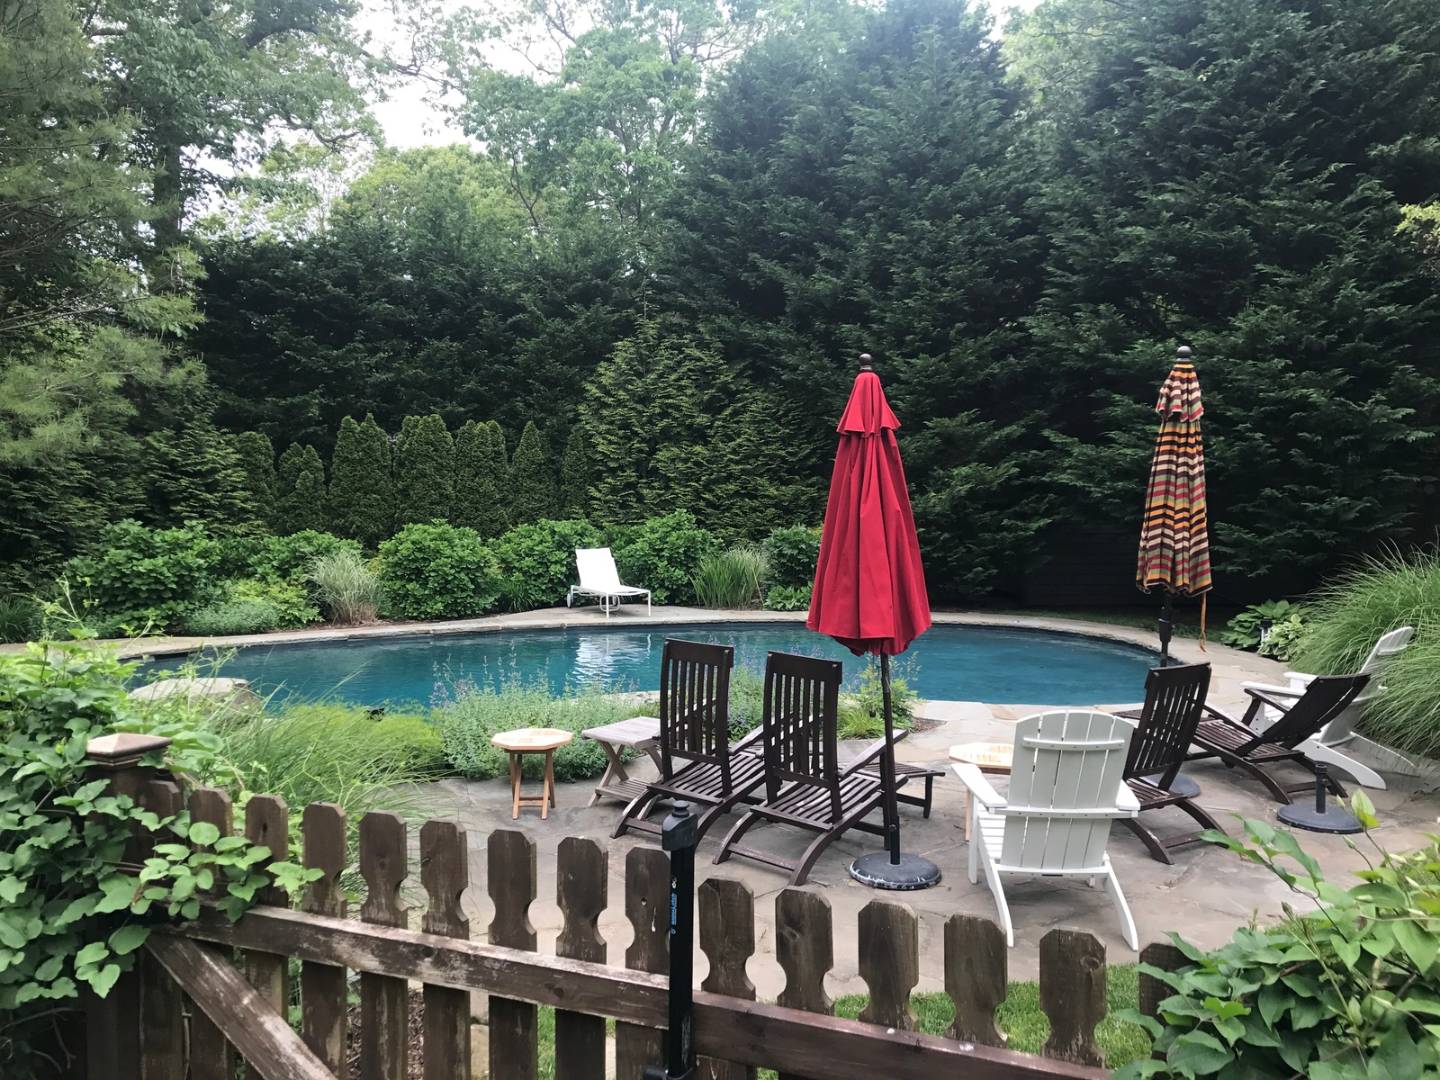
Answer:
top-left (367, 0), bottom-right (1045, 149)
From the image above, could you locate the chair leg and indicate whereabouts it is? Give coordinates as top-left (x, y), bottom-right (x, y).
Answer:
top-left (922, 775), bottom-right (934, 819)
top-left (980, 852), bottom-right (1014, 947)
top-left (1208, 747), bottom-right (1293, 803)
top-left (1174, 796), bottom-right (1226, 837)
top-left (789, 830), bottom-right (839, 886)
top-left (713, 809), bottom-right (762, 866)
top-left (1102, 857), bottom-right (1139, 950)
top-left (1117, 815), bottom-right (1174, 865)
top-left (613, 787), bottom-right (662, 839)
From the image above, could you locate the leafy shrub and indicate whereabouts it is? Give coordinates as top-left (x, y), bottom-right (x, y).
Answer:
top-left (610, 511), bottom-right (719, 606)
top-left (490, 518), bottom-right (603, 612)
top-left (1291, 548), bottom-right (1440, 756)
top-left (208, 703), bottom-right (445, 815)
top-left (61, 520), bottom-right (220, 633)
top-left (378, 522), bottom-right (499, 620)
top-left (247, 530), bottom-right (361, 585)
top-left (837, 661), bottom-right (918, 740)
top-left (1219, 600), bottom-right (1304, 652)
top-left (307, 548), bottom-right (382, 624)
top-left (0, 643), bottom-right (315, 1075)
top-left (762, 525), bottom-right (821, 588)
top-left (1257, 613), bottom-right (1308, 661)
top-left (182, 579), bottom-right (320, 636)
top-left (435, 681), bottom-right (635, 782)
top-left (764, 584), bottom-right (812, 611)
top-left (0, 594), bottom-right (40, 643)
top-left (1118, 800), bottom-right (1440, 1078)
top-left (693, 545), bottom-right (768, 608)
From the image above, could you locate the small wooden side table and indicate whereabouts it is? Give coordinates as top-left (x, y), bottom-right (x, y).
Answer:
top-left (580, 716), bottom-right (663, 806)
top-left (949, 741), bottom-right (1014, 841)
top-left (491, 727), bottom-right (574, 819)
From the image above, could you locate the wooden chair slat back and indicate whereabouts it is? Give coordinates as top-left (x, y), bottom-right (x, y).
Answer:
top-left (659, 639), bottom-right (734, 779)
top-left (1125, 663), bottom-right (1211, 782)
top-left (1263, 674), bottom-right (1369, 748)
top-left (1002, 710), bottom-right (1135, 871)
top-left (762, 652), bottom-right (844, 810)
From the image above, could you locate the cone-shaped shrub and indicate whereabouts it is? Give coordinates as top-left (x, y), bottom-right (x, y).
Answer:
top-left (328, 414), bottom-right (395, 547)
top-left (508, 421), bottom-right (555, 525)
top-left (394, 414), bottom-right (455, 526)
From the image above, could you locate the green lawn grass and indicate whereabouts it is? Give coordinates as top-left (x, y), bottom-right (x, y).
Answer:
top-left (529, 964), bottom-right (1149, 1077)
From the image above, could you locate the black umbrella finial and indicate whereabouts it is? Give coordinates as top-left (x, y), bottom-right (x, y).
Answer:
top-left (1177, 345), bottom-right (1194, 362)
top-left (859, 353), bottom-right (874, 371)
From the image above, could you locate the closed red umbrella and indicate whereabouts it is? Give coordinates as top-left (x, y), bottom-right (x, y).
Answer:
top-left (808, 357), bottom-right (939, 890)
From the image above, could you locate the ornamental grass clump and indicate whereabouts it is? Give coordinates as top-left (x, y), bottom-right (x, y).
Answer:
top-left (693, 545), bottom-right (768, 609)
top-left (307, 548), bottom-right (382, 625)
top-left (1291, 546), bottom-right (1440, 757)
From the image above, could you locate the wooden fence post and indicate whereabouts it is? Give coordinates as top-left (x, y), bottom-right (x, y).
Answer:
top-left (775, 888), bottom-right (832, 1080)
top-left (697, 877), bottom-right (756, 1080)
top-left (359, 812), bottom-right (409, 1080)
top-left (421, 820), bottom-right (472, 1080)
top-left (300, 803), bottom-right (348, 1079)
top-left (242, 795), bottom-right (290, 1021)
top-left (82, 734), bottom-right (173, 1080)
top-left (945, 914), bottom-right (1007, 1047)
top-left (1039, 928), bottom-right (1105, 1067)
top-left (615, 846), bottom-right (669, 1078)
top-left (857, 901), bottom-right (918, 1032)
top-left (1139, 941), bottom-right (1186, 1060)
top-left (139, 780), bottom-right (185, 1080)
top-left (554, 836), bottom-right (608, 1080)
top-left (489, 829), bottom-right (539, 1080)
top-left (187, 787), bottom-right (237, 1080)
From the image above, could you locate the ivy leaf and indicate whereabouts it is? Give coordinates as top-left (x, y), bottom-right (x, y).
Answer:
top-left (0, 876), bottom-right (23, 903)
top-left (108, 924), bottom-right (149, 957)
top-left (74, 941), bottom-right (108, 968)
top-left (187, 822), bottom-right (221, 848)
top-left (1369, 1024), bottom-right (1423, 1080)
top-left (1167, 1031), bottom-right (1233, 1075)
top-left (86, 962), bottom-right (122, 998)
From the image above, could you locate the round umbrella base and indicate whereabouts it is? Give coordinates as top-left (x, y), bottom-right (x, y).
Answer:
top-left (1277, 802), bottom-right (1363, 834)
top-left (847, 851), bottom-right (942, 891)
top-left (1143, 773), bottom-right (1200, 799)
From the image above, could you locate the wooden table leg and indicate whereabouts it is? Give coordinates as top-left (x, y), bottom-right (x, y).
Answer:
top-left (542, 750), bottom-right (555, 819)
top-left (590, 741), bottom-right (629, 807)
top-left (509, 752), bottom-right (521, 819)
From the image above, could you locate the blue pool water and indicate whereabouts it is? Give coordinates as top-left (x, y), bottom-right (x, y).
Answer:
top-left (139, 622), bottom-right (1157, 708)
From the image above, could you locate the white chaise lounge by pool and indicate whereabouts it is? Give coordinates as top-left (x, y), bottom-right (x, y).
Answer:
top-left (567, 547), bottom-right (652, 617)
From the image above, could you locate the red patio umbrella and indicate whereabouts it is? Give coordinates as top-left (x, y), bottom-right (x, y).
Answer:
top-left (808, 356), bottom-right (938, 889)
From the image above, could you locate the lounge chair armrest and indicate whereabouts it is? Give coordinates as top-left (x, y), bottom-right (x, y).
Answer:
top-left (951, 763), bottom-right (1005, 809)
top-left (733, 724), bottom-right (764, 752)
top-left (1243, 687), bottom-right (1295, 714)
top-left (1115, 782), bottom-right (1141, 816)
top-left (1283, 671), bottom-right (1317, 689)
top-left (841, 738), bottom-right (889, 776)
top-left (1241, 680), bottom-right (1302, 698)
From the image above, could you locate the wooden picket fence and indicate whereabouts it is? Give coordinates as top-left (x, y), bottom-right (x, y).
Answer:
top-left (80, 737), bottom-right (1186, 1080)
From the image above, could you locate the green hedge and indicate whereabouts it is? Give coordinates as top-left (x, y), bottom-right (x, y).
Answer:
top-left (492, 519), bottom-right (603, 612)
top-left (609, 511), bottom-right (719, 606)
top-left (378, 522), bottom-right (499, 619)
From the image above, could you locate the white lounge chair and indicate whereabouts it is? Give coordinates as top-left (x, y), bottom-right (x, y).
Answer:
top-left (953, 709), bottom-right (1141, 950)
top-left (566, 547), bottom-right (651, 617)
top-left (1240, 625), bottom-right (1413, 789)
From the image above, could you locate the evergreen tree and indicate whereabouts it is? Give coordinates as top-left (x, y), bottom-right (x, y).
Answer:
top-left (508, 421), bottom-right (556, 525)
top-left (275, 444), bottom-right (328, 534)
top-left (454, 420), bottom-right (508, 537)
top-left (394, 413), bottom-right (455, 525)
top-left (559, 427), bottom-right (592, 520)
top-left (234, 432), bottom-right (278, 531)
top-left (140, 392), bottom-right (255, 529)
top-left (486, 421), bottom-right (510, 532)
top-left (328, 414), bottom-right (395, 546)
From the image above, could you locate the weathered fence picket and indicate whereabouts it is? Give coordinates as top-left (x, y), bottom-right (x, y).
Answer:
top-left (555, 836), bottom-right (608, 1080)
top-left (616, 846), bottom-right (670, 1077)
top-left (300, 802), bottom-right (348, 1078)
top-left (1039, 928), bottom-right (1106, 1066)
top-left (138, 780), bottom-right (185, 1079)
top-left (946, 912), bottom-right (1007, 1046)
top-left (358, 812), bottom-right (409, 1080)
top-left (243, 794), bottom-right (290, 1022)
top-left (698, 877), bottom-right (757, 1080)
top-left (489, 829), bottom-right (539, 1080)
top-left (775, 888), bottom-right (833, 1080)
top-left (858, 900), bottom-right (919, 1031)
top-left (186, 787), bottom-right (235, 1080)
top-left (421, 820), bottom-right (471, 1080)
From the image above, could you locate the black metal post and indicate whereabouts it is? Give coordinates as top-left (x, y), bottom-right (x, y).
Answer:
top-left (643, 802), bottom-right (698, 1080)
top-left (1276, 763), bottom-right (1363, 834)
top-left (880, 653), bottom-right (901, 864)
top-left (1157, 590), bottom-right (1174, 666)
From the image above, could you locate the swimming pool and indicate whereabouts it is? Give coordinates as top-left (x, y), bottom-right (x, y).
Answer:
top-left (139, 621), bottom-right (1157, 707)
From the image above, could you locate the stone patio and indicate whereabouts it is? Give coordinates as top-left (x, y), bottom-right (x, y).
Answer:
top-left (413, 633), bottom-right (1440, 993)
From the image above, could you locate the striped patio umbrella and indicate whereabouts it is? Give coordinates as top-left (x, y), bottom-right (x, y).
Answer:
top-left (1137, 346), bottom-right (1212, 663)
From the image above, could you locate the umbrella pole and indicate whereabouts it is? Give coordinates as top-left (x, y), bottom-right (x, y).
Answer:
top-left (880, 653), bottom-right (901, 864)
top-left (1158, 591), bottom-right (1174, 666)
top-left (847, 653), bottom-right (941, 890)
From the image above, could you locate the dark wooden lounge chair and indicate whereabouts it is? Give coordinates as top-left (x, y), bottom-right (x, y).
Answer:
top-left (713, 652), bottom-right (888, 885)
top-left (1115, 663), bottom-right (1225, 864)
top-left (1188, 674), bottom-right (1370, 804)
top-left (612, 639), bottom-right (766, 842)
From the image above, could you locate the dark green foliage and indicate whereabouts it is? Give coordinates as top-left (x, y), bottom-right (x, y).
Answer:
top-left (60, 521), bottom-right (219, 633)
top-left (274, 444), bottom-right (328, 535)
top-left (508, 421), bottom-right (556, 525)
top-left (490, 519), bottom-right (605, 612)
top-left (183, 579), bottom-right (320, 635)
top-left (609, 511), bottom-right (720, 605)
top-left (0, 595), bottom-right (41, 643)
top-left (233, 432), bottom-right (278, 530)
top-left (559, 427), bottom-right (591, 519)
top-left (763, 584), bottom-right (811, 611)
top-left (244, 531), bottom-right (361, 585)
top-left (139, 392), bottom-right (256, 531)
top-left (328, 415), bottom-right (395, 547)
top-left (454, 420), bottom-right (507, 537)
top-left (394, 414), bottom-right (455, 527)
top-left (761, 526), bottom-right (821, 589)
top-left (378, 522), bottom-right (499, 619)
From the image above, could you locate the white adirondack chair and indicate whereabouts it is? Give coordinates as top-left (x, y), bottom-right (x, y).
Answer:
top-left (1240, 626), bottom-right (1413, 790)
top-left (953, 710), bottom-right (1141, 950)
top-left (567, 548), bottom-right (652, 617)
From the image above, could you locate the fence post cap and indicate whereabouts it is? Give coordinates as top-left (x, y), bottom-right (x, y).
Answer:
top-left (85, 732), bottom-right (172, 764)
